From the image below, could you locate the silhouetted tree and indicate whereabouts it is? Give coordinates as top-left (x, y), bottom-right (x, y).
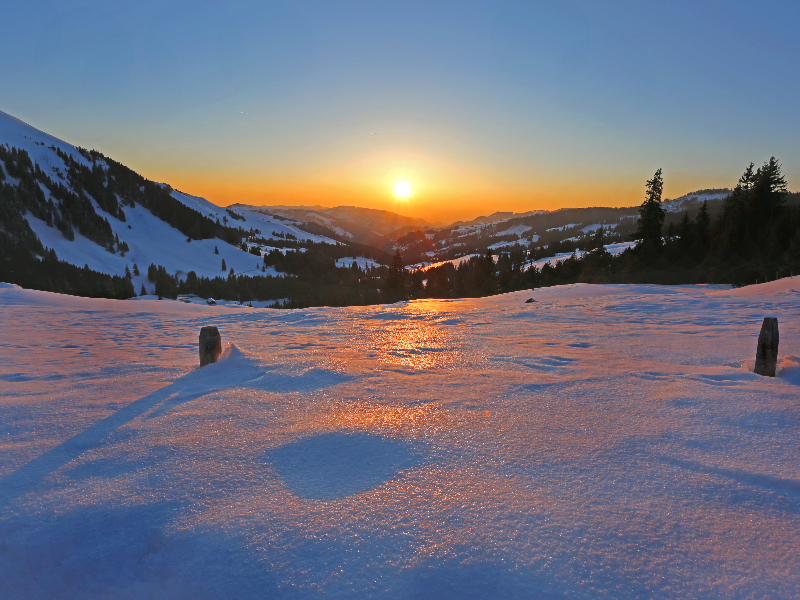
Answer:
top-left (696, 200), bottom-right (710, 248)
top-left (635, 168), bottom-right (665, 258)
top-left (385, 250), bottom-right (406, 300)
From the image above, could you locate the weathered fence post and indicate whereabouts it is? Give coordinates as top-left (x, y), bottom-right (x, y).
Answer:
top-left (754, 318), bottom-right (779, 377)
top-left (199, 326), bottom-right (222, 367)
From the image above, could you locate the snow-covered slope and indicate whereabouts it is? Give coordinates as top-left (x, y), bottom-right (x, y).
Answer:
top-left (24, 202), bottom-right (276, 295)
top-left (2, 279), bottom-right (798, 598)
top-left (392, 208), bottom-right (640, 265)
top-left (662, 189), bottom-right (730, 213)
top-left (409, 240), bottom-right (637, 272)
top-left (0, 110), bottom-right (93, 173)
top-left (0, 110), bottom-right (339, 291)
top-left (174, 191), bottom-right (334, 244)
top-left (391, 189), bottom-right (735, 267)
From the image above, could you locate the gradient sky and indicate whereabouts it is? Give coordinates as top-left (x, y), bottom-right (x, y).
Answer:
top-left (2, 1), bottom-right (798, 223)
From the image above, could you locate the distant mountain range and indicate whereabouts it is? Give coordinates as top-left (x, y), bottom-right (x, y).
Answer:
top-left (235, 189), bottom-right (737, 267)
top-left (231, 203), bottom-right (436, 248)
top-left (1, 108), bottom-right (774, 296)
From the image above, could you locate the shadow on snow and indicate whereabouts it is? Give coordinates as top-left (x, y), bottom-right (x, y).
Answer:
top-left (0, 344), bottom-right (351, 506)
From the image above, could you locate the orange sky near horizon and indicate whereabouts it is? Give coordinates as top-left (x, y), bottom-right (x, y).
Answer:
top-left (152, 168), bottom-right (733, 226)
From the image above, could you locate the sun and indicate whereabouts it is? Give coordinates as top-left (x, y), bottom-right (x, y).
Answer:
top-left (394, 181), bottom-right (411, 198)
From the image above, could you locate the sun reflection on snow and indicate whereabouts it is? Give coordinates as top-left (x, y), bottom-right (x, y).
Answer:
top-left (294, 400), bottom-right (450, 437)
top-left (354, 304), bottom-right (462, 370)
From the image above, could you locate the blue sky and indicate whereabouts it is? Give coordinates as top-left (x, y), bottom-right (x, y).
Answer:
top-left (2, 1), bottom-right (798, 221)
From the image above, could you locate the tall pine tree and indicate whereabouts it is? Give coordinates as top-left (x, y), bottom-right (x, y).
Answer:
top-left (636, 168), bottom-right (665, 258)
top-left (385, 250), bottom-right (406, 300)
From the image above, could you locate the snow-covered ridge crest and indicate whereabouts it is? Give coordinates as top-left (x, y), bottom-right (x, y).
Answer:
top-left (0, 109), bottom-right (93, 173)
top-left (662, 188), bottom-right (731, 213)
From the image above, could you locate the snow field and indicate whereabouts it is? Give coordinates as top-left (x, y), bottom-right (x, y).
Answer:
top-left (581, 223), bottom-right (616, 233)
top-left (0, 280), bottom-right (799, 598)
top-left (493, 224), bottom-right (533, 237)
top-left (411, 254), bottom-right (480, 272)
top-left (524, 241), bottom-right (637, 271)
top-left (488, 239), bottom-right (527, 250)
top-left (25, 203), bottom-right (280, 292)
top-left (335, 257), bottom-right (381, 270)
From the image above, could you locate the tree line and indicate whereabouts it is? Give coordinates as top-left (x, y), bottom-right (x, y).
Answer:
top-left (384, 158), bottom-right (799, 301)
top-left (621, 158), bottom-right (799, 285)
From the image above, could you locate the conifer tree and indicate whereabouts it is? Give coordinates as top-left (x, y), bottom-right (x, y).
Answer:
top-left (676, 212), bottom-right (693, 254)
top-left (739, 162), bottom-right (756, 192)
top-left (751, 157), bottom-right (788, 230)
top-left (221, 258), bottom-right (227, 271)
top-left (696, 200), bottom-right (710, 248)
top-left (385, 250), bottom-right (406, 298)
top-left (481, 249), bottom-right (497, 294)
top-left (636, 168), bottom-right (665, 256)
top-left (591, 226), bottom-right (605, 251)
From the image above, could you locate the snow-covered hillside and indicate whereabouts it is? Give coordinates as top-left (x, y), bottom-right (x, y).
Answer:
top-left (335, 256), bottom-right (380, 270)
top-left (0, 110), bottom-right (339, 292)
top-left (0, 110), bottom-right (94, 173)
top-left (662, 189), bottom-right (730, 213)
top-left (524, 241), bottom-right (637, 271)
top-left (410, 241), bottom-right (637, 272)
top-left (174, 191), bottom-right (333, 245)
top-left (24, 203), bottom-right (276, 296)
top-left (392, 207), bottom-right (642, 266)
top-left (1, 280), bottom-right (798, 598)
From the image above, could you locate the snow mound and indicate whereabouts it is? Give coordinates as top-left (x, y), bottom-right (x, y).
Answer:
top-left (715, 275), bottom-right (800, 296)
top-left (156, 343), bottom-right (354, 410)
top-left (778, 356), bottom-right (800, 385)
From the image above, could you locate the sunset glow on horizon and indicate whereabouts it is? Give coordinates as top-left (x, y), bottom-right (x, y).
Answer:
top-left (2, 1), bottom-right (797, 223)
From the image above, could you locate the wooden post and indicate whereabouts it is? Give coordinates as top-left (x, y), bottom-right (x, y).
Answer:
top-left (199, 326), bottom-right (222, 367)
top-left (754, 318), bottom-right (779, 377)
